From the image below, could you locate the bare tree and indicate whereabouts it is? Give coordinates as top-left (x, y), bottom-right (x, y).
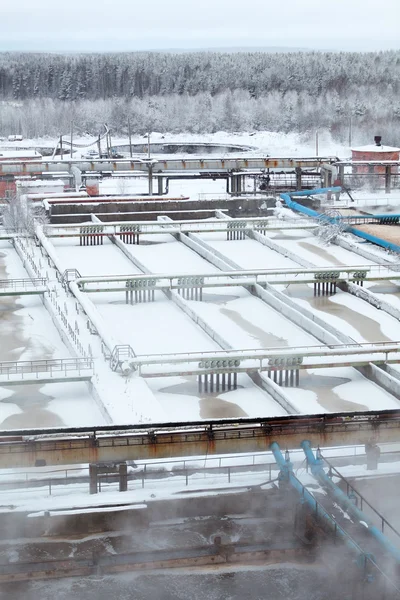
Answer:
top-left (3, 194), bottom-right (49, 235)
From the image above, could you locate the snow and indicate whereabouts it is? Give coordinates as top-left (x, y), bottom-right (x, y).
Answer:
top-left (5, 130), bottom-right (349, 159)
top-left (0, 242), bottom-right (105, 429)
top-left (2, 132), bottom-right (400, 429)
top-left (351, 145), bottom-right (400, 153)
top-left (0, 149), bottom-right (41, 159)
top-left (266, 229), bottom-right (375, 268)
top-left (204, 236), bottom-right (298, 270)
top-left (16, 179), bottom-right (64, 189)
top-left (52, 238), bottom-right (141, 276)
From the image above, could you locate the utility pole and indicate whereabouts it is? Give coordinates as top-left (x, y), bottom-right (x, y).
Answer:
top-left (108, 129), bottom-right (113, 158)
top-left (148, 131), bottom-right (151, 160)
top-left (315, 130), bottom-right (319, 157)
top-left (60, 135), bottom-right (63, 160)
top-left (349, 115), bottom-right (352, 148)
top-left (97, 134), bottom-right (101, 158)
top-left (105, 130), bottom-right (110, 158)
top-left (70, 121), bottom-right (73, 159)
top-left (128, 119), bottom-right (133, 158)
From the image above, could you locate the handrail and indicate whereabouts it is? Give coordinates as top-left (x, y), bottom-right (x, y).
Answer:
top-left (0, 278), bottom-right (47, 289)
top-left (75, 263), bottom-right (399, 285)
top-left (291, 472), bottom-right (400, 595)
top-left (0, 357), bottom-right (93, 376)
top-left (128, 341), bottom-right (400, 370)
top-left (1, 407), bottom-right (400, 438)
top-left (321, 454), bottom-right (400, 541)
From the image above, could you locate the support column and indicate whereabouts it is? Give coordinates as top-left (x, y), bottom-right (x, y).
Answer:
top-left (157, 176), bottom-right (164, 195)
top-left (119, 462), bottom-right (128, 492)
top-left (148, 165), bottom-right (153, 196)
top-left (338, 164), bottom-right (345, 185)
top-left (89, 463), bottom-right (98, 495)
top-left (365, 443), bottom-right (380, 470)
top-left (295, 167), bottom-right (302, 191)
top-left (385, 166), bottom-right (391, 195)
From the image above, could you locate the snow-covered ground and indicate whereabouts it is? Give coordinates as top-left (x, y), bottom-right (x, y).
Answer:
top-left (0, 129), bottom-right (351, 159)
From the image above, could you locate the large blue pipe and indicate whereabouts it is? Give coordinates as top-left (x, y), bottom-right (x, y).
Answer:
top-left (301, 440), bottom-right (400, 565)
top-left (347, 226), bottom-right (400, 254)
top-left (280, 187), bottom-right (400, 253)
top-left (270, 442), bottom-right (367, 561)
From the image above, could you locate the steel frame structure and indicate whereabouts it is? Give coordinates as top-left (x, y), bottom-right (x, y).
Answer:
top-left (1, 409), bottom-right (400, 469)
top-left (73, 264), bottom-right (400, 294)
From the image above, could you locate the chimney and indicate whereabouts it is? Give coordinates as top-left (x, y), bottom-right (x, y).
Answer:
top-left (374, 136), bottom-right (382, 147)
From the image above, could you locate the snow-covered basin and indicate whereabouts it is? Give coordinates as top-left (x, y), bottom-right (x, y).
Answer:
top-left (201, 231), bottom-right (400, 344)
top-left (0, 241), bottom-right (105, 430)
top-left (52, 237), bottom-right (283, 420)
top-left (116, 234), bottom-right (398, 415)
top-left (182, 232), bottom-right (400, 413)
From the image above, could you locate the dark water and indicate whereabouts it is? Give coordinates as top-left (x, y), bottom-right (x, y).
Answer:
top-left (299, 242), bottom-right (344, 267)
top-left (0, 252), bottom-right (63, 428)
top-left (285, 284), bottom-right (391, 343)
top-left (299, 373), bottom-right (367, 412)
top-left (219, 307), bottom-right (288, 348)
top-left (0, 566), bottom-right (355, 600)
top-left (159, 378), bottom-right (248, 419)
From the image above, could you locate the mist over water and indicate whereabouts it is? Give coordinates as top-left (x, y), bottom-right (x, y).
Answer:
top-left (0, 566), bottom-right (355, 600)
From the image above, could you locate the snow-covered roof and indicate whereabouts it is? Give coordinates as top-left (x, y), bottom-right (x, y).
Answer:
top-left (16, 178), bottom-right (64, 187)
top-left (0, 149), bottom-right (42, 158)
top-left (351, 144), bottom-right (400, 152)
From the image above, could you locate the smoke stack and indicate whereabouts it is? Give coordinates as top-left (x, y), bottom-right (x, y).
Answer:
top-left (374, 136), bottom-right (382, 146)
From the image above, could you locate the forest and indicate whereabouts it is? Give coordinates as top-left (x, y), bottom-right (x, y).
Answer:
top-left (0, 50), bottom-right (399, 143)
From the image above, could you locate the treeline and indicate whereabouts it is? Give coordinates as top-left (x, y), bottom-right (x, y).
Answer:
top-left (1, 51), bottom-right (400, 101)
top-left (0, 50), bottom-right (400, 143)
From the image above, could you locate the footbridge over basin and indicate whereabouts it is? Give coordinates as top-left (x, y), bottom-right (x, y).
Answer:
top-left (127, 341), bottom-right (400, 379)
top-left (0, 277), bottom-right (47, 297)
top-left (0, 357), bottom-right (94, 386)
top-left (74, 264), bottom-right (400, 299)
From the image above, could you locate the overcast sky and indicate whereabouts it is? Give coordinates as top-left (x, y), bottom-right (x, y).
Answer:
top-left (1, 0), bottom-right (399, 53)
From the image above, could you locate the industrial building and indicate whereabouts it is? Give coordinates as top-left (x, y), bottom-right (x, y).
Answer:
top-left (1, 142), bottom-right (400, 599)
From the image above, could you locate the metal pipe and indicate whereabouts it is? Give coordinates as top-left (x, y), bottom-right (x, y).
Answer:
top-left (301, 440), bottom-right (400, 565)
top-left (270, 442), bottom-right (370, 562)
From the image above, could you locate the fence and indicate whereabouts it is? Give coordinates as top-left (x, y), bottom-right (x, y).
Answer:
top-left (0, 277), bottom-right (47, 291)
top-left (0, 357), bottom-right (93, 380)
top-left (321, 454), bottom-right (400, 541)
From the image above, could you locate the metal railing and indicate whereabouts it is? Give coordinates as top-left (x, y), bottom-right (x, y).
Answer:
top-left (293, 472), bottom-right (400, 596)
top-left (125, 340), bottom-right (400, 377)
top-left (0, 277), bottom-right (47, 291)
top-left (43, 216), bottom-right (319, 238)
top-left (321, 454), bottom-right (400, 541)
top-left (75, 263), bottom-right (400, 295)
top-left (0, 357), bottom-right (93, 380)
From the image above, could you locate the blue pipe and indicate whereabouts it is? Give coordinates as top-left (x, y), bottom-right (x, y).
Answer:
top-left (301, 440), bottom-right (400, 565)
top-left (347, 226), bottom-right (400, 254)
top-left (280, 187), bottom-right (400, 254)
top-left (270, 442), bottom-right (368, 563)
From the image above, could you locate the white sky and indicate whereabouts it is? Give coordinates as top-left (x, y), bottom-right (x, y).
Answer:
top-left (1, 0), bottom-right (399, 53)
